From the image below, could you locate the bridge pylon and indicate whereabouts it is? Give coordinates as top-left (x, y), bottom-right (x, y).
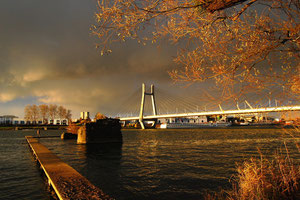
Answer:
top-left (139, 83), bottom-right (157, 129)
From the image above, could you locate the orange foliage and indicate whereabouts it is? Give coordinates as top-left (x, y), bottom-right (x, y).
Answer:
top-left (93, 0), bottom-right (299, 100)
top-left (95, 112), bottom-right (107, 120)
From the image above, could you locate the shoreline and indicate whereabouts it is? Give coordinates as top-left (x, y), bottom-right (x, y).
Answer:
top-left (0, 125), bottom-right (67, 131)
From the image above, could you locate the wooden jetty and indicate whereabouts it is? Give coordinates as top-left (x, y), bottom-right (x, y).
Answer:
top-left (25, 136), bottom-right (112, 200)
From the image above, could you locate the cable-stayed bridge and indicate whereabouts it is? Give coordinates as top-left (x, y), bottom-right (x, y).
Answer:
top-left (110, 84), bottom-right (300, 129)
top-left (120, 106), bottom-right (300, 121)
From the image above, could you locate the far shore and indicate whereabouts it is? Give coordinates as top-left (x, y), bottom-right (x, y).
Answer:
top-left (0, 125), bottom-right (67, 131)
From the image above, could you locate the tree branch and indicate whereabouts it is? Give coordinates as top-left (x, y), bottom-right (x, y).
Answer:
top-left (232, 0), bottom-right (258, 20)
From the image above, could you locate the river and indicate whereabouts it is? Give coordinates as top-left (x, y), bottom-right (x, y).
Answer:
top-left (0, 128), bottom-right (299, 199)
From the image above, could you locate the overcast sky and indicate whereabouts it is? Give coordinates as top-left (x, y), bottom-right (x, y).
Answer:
top-left (1, 1), bottom-right (297, 119)
top-left (0, 0), bottom-right (211, 119)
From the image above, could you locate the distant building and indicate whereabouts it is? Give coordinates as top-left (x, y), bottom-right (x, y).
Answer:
top-left (12, 118), bottom-right (68, 125)
top-left (80, 112), bottom-right (90, 120)
top-left (158, 116), bottom-right (207, 124)
top-left (0, 115), bottom-right (18, 125)
top-left (12, 119), bottom-right (25, 125)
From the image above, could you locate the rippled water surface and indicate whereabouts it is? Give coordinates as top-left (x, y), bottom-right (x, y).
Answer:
top-left (0, 131), bottom-right (53, 200)
top-left (1, 128), bottom-right (299, 199)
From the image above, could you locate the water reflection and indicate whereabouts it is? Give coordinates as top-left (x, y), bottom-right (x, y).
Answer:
top-left (80, 143), bottom-right (123, 199)
top-left (0, 131), bottom-right (53, 200)
top-left (85, 143), bottom-right (122, 157)
top-left (39, 128), bottom-right (299, 200)
top-left (41, 136), bottom-right (123, 199)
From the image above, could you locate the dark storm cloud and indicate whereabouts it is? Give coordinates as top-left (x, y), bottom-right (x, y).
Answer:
top-left (0, 0), bottom-right (177, 117)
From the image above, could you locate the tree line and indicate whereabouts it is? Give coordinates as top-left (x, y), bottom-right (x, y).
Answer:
top-left (24, 104), bottom-right (72, 123)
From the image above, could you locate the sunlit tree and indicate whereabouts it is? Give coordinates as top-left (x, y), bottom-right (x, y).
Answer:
top-left (24, 104), bottom-right (39, 123)
top-left (65, 109), bottom-right (72, 122)
top-left (57, 105), bottom-right (67, 121)
top-left (93, 0), bottom-right (299, 100)
top-left (49, 104), bottom-right (58, 121)
top-left (24, 105), bottom-right (33, 122)
top-left (94, 2), bottom-right (299, 198)
top-left (39, 104), bottom-right (49, 124)
top-left (31, 105), bottom-right (39, 122)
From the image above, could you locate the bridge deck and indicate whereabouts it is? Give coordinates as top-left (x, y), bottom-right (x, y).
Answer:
top-left (26, 136), bottom-right (111, 200)
top-left (120, 105), bottom-right (300, 121)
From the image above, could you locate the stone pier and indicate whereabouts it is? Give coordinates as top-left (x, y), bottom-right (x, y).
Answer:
top-left (77, 119), bottom-right (122, 144)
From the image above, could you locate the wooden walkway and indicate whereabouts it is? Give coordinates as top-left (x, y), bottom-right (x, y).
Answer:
top-left (26, 136), bottom-right (112, 200)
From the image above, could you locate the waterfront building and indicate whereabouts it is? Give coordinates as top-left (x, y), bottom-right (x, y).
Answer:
top-left (47, 119), bottom-right (69, 125)
top-left (158, 116), bottom-right (208, 124)
top-left (12, 118), bottom-right (68, 125)
top-left (0, 115), bottom-right (18, 125)
top-left (12, 119), bottom-right (25, 125)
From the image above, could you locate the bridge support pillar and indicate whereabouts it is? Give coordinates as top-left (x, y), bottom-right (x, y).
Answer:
top-left (139, 83), bottom-right (157, 129)
top-left (151, 84), bottom-right (157, 116)
top-left (139, 83), bottom-right (146, 129)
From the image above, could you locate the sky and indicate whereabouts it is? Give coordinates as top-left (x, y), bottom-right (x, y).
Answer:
top-left (1, 1), bottom-right (298, 119)
top-left (0, 0), bottom-right (189, 118)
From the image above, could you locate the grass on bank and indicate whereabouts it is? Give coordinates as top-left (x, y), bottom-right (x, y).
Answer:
top-left (206, 129), bottom-right (300, 200)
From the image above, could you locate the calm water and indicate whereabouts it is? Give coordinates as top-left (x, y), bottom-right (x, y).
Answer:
top-left (0, 128), bottom-right (299, 200)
